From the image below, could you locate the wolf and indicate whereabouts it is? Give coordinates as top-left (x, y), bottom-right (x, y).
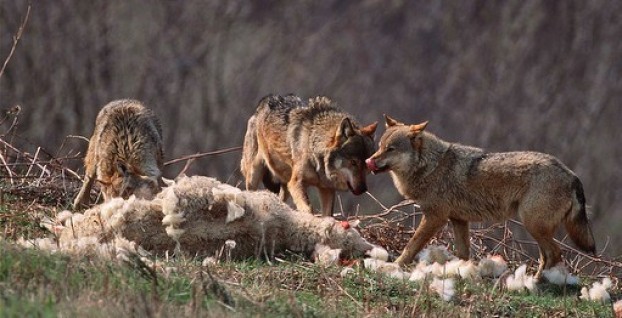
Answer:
top-left (241, 94), bottom-right (377, 216)
top-left (73, 99), bottom-right (164, 208)
top-left (365, 115), bottom-right (596, 280)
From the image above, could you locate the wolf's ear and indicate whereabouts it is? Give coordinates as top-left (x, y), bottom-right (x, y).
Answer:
top-left (336, 117), bottom-right (356, 142)
top-left (408, 121), bottom-right (428, 151)
top-left (360, 122), bottom-right (378, 137)
top-left (409, 121), bottom-right (428, 134)
top-left (384, 114), bottom-right (403, 127)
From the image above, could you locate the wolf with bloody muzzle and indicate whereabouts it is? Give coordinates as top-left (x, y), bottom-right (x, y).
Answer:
top-left (241, 94), bottom-right (377, 216)
top-left (366, 115), bottom-right (596, 281)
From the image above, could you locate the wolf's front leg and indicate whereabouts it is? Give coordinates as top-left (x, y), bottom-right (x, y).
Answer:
top-left (288, 169), bottom-right (313, 213)
top-left (395, 215), bottom-right (447, 266)
top-left (450, 218), bottom-right (470, 260)
top-left (73, 171), bottom-right (96, 209)
top-left (318, 187), bottom-right (335, 217)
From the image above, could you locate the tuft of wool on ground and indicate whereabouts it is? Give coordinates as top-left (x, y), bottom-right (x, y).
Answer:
top-left (580, 277), bottom-right (613, 303)
top-left (361, 245), bottom-right (614, 302)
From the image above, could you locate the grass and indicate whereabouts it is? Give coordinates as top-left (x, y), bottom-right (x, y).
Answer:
top-left (0, 160), bottom-right (619, 317)
top-left (0, 241), bottom-right (616, 317)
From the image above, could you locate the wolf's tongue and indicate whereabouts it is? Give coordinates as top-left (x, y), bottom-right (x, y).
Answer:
top-left (365, 158), bottom-right (378, 172)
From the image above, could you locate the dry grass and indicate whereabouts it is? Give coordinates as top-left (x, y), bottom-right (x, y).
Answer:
top-left (0, 128), bottom-right (620, 316)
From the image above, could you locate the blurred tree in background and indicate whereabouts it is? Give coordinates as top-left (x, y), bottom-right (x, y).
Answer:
top-left (1, 1), bottom-right (620, 254)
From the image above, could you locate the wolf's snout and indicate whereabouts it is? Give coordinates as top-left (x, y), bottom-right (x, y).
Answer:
top-left (365, 158), bottom-right (377, 172)
top-left (347, 181), bottom-right (367, 195)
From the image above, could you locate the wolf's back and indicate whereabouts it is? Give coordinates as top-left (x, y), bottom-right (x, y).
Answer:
top-left (95, 100), bottom-right (164, 172)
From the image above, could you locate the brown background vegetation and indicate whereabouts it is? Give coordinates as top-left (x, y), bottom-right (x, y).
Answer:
top-left (1, 1), bottom-right (620, 255)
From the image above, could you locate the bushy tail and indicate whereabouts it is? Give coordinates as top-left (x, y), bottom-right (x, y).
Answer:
top-left (262, 173), bottom-right (281, 194)
top-left (564, 178), bottom-right (596, 254)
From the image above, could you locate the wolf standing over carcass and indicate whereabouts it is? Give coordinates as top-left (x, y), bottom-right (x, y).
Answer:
top-left (241, 94), bottom-right (377, 216)
top-left (366, 115), bottom-right (596, 280)
top-left (73, 99), bottom-right (164, 208)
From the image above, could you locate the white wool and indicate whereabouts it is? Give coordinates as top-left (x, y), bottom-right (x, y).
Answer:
top-left (505, 264), bottom-right (537, 292)
top-left (161, 177), bottom-right (175, 186)
top-left (542, 264), bottom-right (579, 286)
top-left (161, 187), bottom-right (184, 244)
top-left (409, 268), bottom-right (428, 282)
top-left (340, 267), bottom-right (355, 277)
top-left (165, 227), bottom-right (186, 241)
top-left (366, 247), bottom-right (389, 261)
top-left (202, 256), bottom-right (218, 266)
top-left (424, 262), bottom-right (446, 278)
top-left (613, 299), bottom-right (622, 317)
top-left (602, 277), bottom-right (613, 289)
top-left (224, 240), bottom-right (237, 249)
top-left (478, 255), bottom-right (508, 278)
top-left (417, 245), bottom-right (456, 264)
top-left (18, 237), bottom-right (59, 252)
top-left (56, 210), bottom-right (74, 223)
top-left (364, 258), bottom-right (402, 275)
top-left (225, 201), bottom-right (246, 223)
top-left (458, 260), bottom-right (480, 280)
top-left (99, 198), bottom-right (125, 220)
top-left (39, 216), bottom-right (64, 235)
top-left (429, 278), bottom-right (456, 301)
top-left (65, 213), bottom-right (85, 227)
top-left (212, 184), bottom-right (245, 206)
top-left (443, 259), bottom-right (465, 277)
top-left (388, 270), bottom-right (410, 281)
top-left (107, 211), bottom-right (126, 230)
top-left (314, 244), bottom-right (342, 266)
top-left (580, 277), bottom-right (613, 303)
top-left (162, 213), bottom-right (185, 226)
top-left (160, 188), bottom-right (179, 215)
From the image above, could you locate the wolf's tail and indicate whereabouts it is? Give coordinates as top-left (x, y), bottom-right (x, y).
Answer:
top-left (262, 173), bottom-right (281, 194)
top-left (564, 177), bottom-right (596, 254)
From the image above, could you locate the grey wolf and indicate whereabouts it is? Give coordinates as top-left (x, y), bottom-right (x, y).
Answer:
top-left (73, 99), bottom-right (164, 208)
top-left (241, 94), bottom-right (377, 216)
top-left (366, 115), bottom-right (595, 280)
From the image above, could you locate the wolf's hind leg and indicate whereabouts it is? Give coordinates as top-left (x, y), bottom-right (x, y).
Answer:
top-left (245, 160), bottom-right (266, 191)
top-left (523, 219), bottom-right (562, 280)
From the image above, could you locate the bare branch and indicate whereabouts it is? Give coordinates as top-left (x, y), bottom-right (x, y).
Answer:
top-left (0, 4), bottom-right (31, 80)
top-left (164, 146), bottom-right (242, 166)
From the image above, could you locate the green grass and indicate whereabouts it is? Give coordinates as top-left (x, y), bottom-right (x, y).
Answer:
top-left (0, 242), bottom-right (616, 317)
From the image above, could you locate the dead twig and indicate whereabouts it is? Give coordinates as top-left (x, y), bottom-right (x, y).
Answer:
top-left (0, 4), bottom-right (31, 80)
top-left (164, 146), bottom-right (242, 166)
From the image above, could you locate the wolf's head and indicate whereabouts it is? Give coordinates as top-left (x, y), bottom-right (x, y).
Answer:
top-left (326, 117), bottom-right (377, 195)
top-left (365, 115), bottom-right (429, 175)
top-left (102, 160), bottom-right (162, 200)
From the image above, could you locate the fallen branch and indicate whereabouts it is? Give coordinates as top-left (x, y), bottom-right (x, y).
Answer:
top-left (164, 146), bottom-right (242, 166)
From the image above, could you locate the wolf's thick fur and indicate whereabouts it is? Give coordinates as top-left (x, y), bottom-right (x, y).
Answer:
top-left (73, 99), bottom-right (164, 208)
top-left (241, 94), bottom-right (377, 216)
top-left (366, 115), bottom-right (595, 279)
